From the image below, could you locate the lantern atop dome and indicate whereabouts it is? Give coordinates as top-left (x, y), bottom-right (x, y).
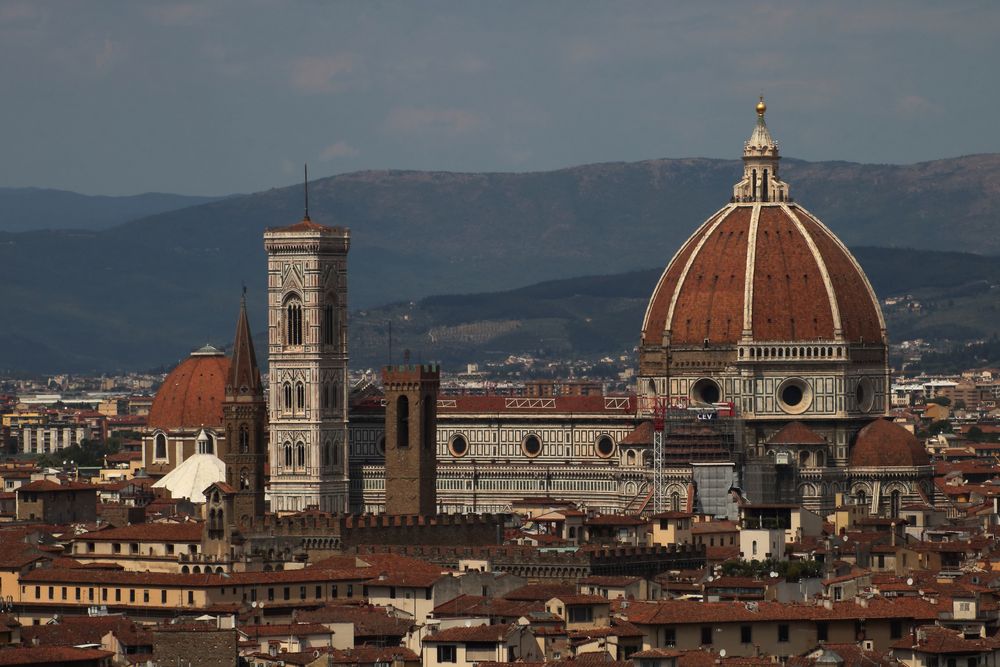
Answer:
top-left (733, 96), bottom-right (788, 203)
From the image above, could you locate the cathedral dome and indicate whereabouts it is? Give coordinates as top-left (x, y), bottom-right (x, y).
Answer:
top-left (148, 345), bottom-right (231, 431)
top-left (849, 418), bottom-right (929, 468)
top-left (641, 101), bottom-right (884, 348)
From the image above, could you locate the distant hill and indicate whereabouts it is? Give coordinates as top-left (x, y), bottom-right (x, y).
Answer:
top-left (348, 247), bottom-right (1000, 370)
top-left (1, 154), bottom-right (999, 373)
top-left (0, 187), bottom-right (226, 232)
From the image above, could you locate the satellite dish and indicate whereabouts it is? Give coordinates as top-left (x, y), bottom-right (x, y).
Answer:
top-left (770, 571), bottom-right (779, 578)
top-left (251, 601), bottom-right (257, 608)
top-left (906, 578), bottom-right (914, 586)
top-left (706, 576), bottom-right (714, 582)
top-left (719, 649), bottom-right (727, 658)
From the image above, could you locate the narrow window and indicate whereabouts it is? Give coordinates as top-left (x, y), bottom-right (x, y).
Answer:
top-left (396, 396), bottom-right (409, 448)
top-left (239, 425), bottom-right (249, 454)
top-left (762, 169), bottom-right (769, 202)
top-left (283, 383), bottom-right (292, 412)
top-left (751, 168), bottom-right (757, 200)
top-left (423, 396), bottom-right (434, 450)
top-left (284, 443), bottom-right (292, 467)
top-left (154, 433), bottom-right (167, 460)
top-left (296, 382), bottom-right (305, 410)
top-left (324, 304), bottom-right (335, 345)
top-left (297, 443), bottom-right (305, 467)
top-left (701, 626), bottom-right (713, 646)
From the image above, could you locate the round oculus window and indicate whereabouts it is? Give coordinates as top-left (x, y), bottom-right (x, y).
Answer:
top-left (595, 435), bottom-right (615, 458)
top-left (776, 378), bottom-right (813, 415)
top-left (522, 434), bottom-right (542, 458)
top-left (691, 378), bottom-right (722, 405)
top-left (449, 434), bottom-right (469, 458)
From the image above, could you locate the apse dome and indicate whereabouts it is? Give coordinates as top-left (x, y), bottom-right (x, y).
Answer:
top-left (148, 345), bottom-right (231, 431)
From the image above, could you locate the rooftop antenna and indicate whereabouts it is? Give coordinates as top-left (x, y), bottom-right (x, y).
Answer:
top-left (303, 163), bottom-right (310, 221)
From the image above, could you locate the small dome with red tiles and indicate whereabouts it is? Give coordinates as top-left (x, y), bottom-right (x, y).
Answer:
top-left (849, 418), bottom-right (930, 468)
top-left (148, 346), bottom-right (231, 431)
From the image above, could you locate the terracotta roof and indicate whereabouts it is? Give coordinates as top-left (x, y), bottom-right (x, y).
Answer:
top-left (76, 521), bottom-right (203, 543)
top-left (19, 615), bottom-right (151, 648)
top-left (585, 514), bottom-right (645, 527)
top-left (296, 604), bottom-right (411, 637)
top-left (505, 584), bottom-right (578, 601)
top-left (578, 576), bottom-right (642, 587)
top-left (147, 350), bottom-right (230, 430)
top-left (17, 480), bottom-right (96, 493)
top-left (0, 646), bottom-right (115, 665)
top-left (767, 421), bottom-right (827, 446)
top-left (623, 597), bottom-right (941, 625)
top-left (642, 203), bottom-right (883, 346)
top-left (329, 646), bottom-right (419, 664)
top-left (0, 542), bottom-right (48, 569)
top-left (549, 594), bottom-right (611, 605)
top-left (241, 622), bottom-right (331, 638)
top-left (850, 418), bottom-right (931, 468)
top-left (423, 622), bottom-right (512, 643)
top-left (621, 421), bottom-right (654, 446)
top-left (891, 625), bottom-right (1000, 654)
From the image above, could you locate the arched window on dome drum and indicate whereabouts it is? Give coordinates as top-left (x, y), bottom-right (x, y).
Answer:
top-left (296, 382), bottom-right (305, 410)
top-left (154, 433), bottom-right (166, 460)
top-left (284, 443), bottom-right (292, 467)
top-left (286, 301), bottom-right (303, 346)
top-left (283, 383), bottom-right (292, 412)
top-left (239, 425), bottom-right (249, 454)
top-left (296, 443), bottom-right (305, 468)
top-left (396, 396), bottom-right (409, 448)
top-left (890, 491), bottom-right (901, 518)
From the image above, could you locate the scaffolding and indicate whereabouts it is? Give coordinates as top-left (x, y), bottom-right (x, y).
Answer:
top-left (650, 397), bottom-right (743, 514)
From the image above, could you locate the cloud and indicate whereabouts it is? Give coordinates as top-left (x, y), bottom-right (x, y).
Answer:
top-left (95, 38), bottom-right (116, 73)
top-left (0, 3), bottom-right (38, 22)
top-left (896, 94), bottom-right (939, 118)
top-left (145, 3), bottom-right (211, 26)
top-left (385, 107), bottom-right (485, 135)
top-left (320, 141), bottom-right (360, 161)
top-left (290, 54), bottom-right (355, 93)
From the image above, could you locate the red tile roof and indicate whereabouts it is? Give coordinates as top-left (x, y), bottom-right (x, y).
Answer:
top-left (423, 623), bottom-right (512, 643)
top-left (642, 204), bottom-right (883, 346)
top-left (767, 421), bottom-right (827, 445)
top-left (147, 351), bottom-right (230, 430)
top-left (0, 646), bottom-right (115, 665)
top-left (850, 418), bottom-right (930, 468)
top-left (76, 521), bottom-right (203, 543)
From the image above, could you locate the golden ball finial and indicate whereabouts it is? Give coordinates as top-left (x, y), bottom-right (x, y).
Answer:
top-left (756, 95), bottom-right (766, 116)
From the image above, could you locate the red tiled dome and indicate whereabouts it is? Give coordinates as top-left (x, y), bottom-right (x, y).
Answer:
top-left (148, 347), bottom-right (230, 431)
top-left (849, 418), bottom-right (930, 468)
top-left (641, 203), bottom-right (884, 346)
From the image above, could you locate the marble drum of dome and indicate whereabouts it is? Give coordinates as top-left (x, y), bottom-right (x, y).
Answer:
top-left (638, 99), bottom-right (889, 423)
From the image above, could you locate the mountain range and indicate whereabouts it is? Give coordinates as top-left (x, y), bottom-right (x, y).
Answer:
top-left (0, 154), bottom-right (998, 373)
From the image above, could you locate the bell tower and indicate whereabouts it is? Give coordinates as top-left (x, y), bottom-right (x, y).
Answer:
top-left (264, 200), bottom-right (350, 514)
top-left (222, 291), bottom-right (267, 525)
top-left (383, 364), bottom-right (440, 515)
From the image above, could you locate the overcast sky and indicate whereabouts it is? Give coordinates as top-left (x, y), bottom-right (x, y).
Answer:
top-left (1, 1), bottom-right (997, 196)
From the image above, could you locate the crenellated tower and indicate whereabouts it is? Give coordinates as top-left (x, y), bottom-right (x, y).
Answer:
top-left (264, 207), bottom-right (350, 514)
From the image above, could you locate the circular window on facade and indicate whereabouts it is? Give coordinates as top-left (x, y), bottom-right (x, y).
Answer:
top-left (855, 377), bottom-right (875, 413)
top-left (595, 435), bottom-right (615, 459)
top-left (377, 435), bottom-right (386, 455)
top-left (449, 434), bottom-right (469, 458)
top-left (691, 378), bottom-right (722, 405)
top-left (521, 434), bottom-right (542, 458)
top-left (776, 377), bottom-right (813, 415)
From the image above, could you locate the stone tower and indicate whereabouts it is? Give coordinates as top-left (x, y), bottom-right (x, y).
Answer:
top-left (264, 211), bottom-right (350, 514)
top-left (222, 292), bottom-right (267, 524)
top-left (383, 364), bottom-right (440, 515)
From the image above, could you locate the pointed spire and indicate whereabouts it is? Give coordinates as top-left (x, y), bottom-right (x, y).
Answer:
top-left (228, 290), bottom-right (262, 396)
top-left (303, 163), bottom-right (310, 222)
